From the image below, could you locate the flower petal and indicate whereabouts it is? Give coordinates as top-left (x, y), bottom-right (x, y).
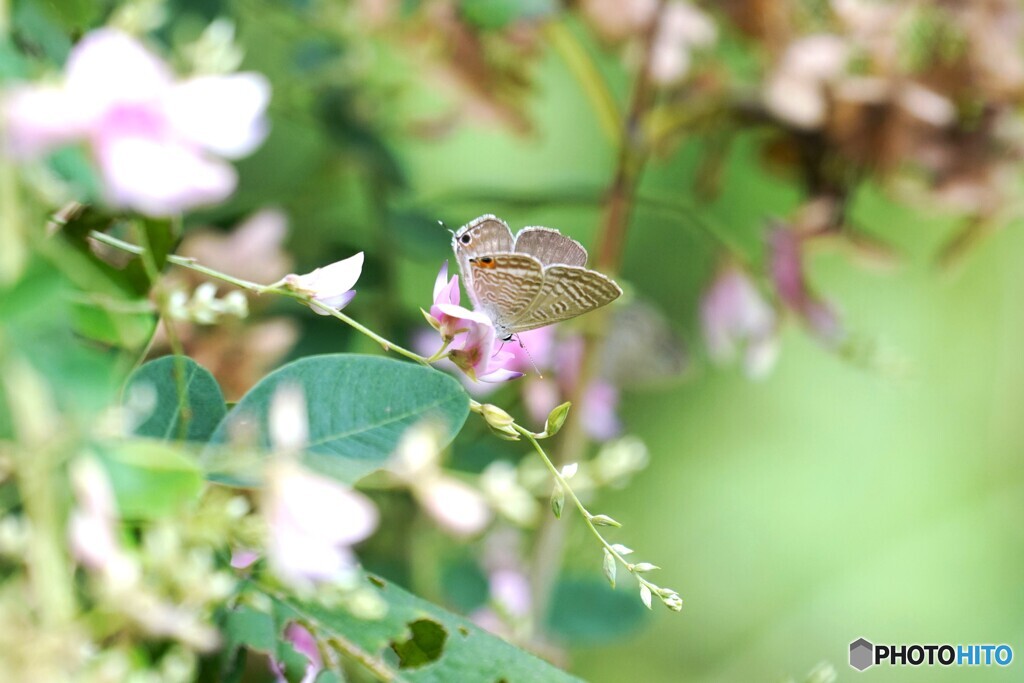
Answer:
top-left (433, 261), bottom-right (449, 301)
top-left (2, 86), bottom-right (92, 157)
top-left (96, 134), bottom-right (237, 215)
top-left (66, 29), bottom-right (173, 110)
top-left (165, 73), bottom-right (271, 158)
top-left (312, 288), bottom-right (357, 314)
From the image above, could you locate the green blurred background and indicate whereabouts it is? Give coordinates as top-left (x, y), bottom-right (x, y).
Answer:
top-left (374, 33), bottom-right (1024, 681)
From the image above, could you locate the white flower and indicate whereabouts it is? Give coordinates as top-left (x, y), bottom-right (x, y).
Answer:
top-left (2, 29), bottom-right (270, 216)
top-left (648, 1), bottom-right (718, 85)
top-left (264, 460), bottom-right (378, 586)
top-left (262, 385), bottom-right (379, 587)
top-left (763, 34), bottom-right (850, 129)
top-left (68, 457), bottom-right (139, 585)
top-left (391, 422), bottom-right (493, 537)
top-left (282, 252), bottom-right (364, 315)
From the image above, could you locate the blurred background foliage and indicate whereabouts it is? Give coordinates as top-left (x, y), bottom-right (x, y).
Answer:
top-left (3, 0), bottom-right (1024, 681)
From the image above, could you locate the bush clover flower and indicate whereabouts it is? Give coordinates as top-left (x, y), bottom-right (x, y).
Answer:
top-left (280, 253), bottom-right (363, 315)
top-left (2, 28), bottom-right (270, 216)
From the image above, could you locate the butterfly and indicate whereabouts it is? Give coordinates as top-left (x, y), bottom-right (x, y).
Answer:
top-left (451, 215), bottom-right (622, 340)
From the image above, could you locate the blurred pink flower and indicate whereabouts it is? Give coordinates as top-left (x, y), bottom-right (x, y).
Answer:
top-left (282, 252), bottom-right (363, 315)
top-left (417, 476), bottom-right (493, 537)
top-left (263, 385), bottom-right (378, 586)
top-left (700, 264), bottom-right (779, 378)
top-left (265, 460), bottom-right (379, 586)
top-left (181, 208), bottom-right (293, 285)
top-left (68, 458), bottom-right (138, 584)
top-left (2, 29), bottom-right (269, 215)
top-left (273, 624), bottom-right (322, 683)
top-left (768, 227), bottom-right (843, 344)
top-left (763, 34), bottom-right (850, 129)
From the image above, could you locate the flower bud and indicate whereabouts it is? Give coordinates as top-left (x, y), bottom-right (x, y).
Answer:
top-left (589, 513), bottom-right (621, 528)
top-left (550, 484), bottom-right (565, 519)
top-left (639, 584), bottom-right (653, 609)
top-left (631, 562), bottom-right (659, 573)
top-left (602, 549), bottom-right (616, 588)
top-left (543, 401), bottom-right (571, 437)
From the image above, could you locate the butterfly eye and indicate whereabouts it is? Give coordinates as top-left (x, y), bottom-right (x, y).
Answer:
top-left (460, 234), bottom-right (471, 244)
top-left (480, 257), bottom-right (492, 263)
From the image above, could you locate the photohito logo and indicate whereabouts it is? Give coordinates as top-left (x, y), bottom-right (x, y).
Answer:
top-left (849, 638), bottom-right (1013, 672)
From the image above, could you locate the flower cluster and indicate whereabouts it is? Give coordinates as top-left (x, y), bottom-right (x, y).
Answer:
top-left (2, 29), bottom-right (270, 216)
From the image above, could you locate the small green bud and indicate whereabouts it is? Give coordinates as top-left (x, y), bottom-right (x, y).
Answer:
top-left (479, 404), bottom-right (519, 439)
top-left (480, 403), bottom-right (515, 428)
top-left (487, 424), bottom-right (521, 441)
top-left (631, 562), bottom-right (659, 573)
top-left (551, 484), bottom-right (565, 519)
top-left (610, 543), bottom-right (633, 556)
top-left (602, 549), bottom-right (616, 588)
top-left (589, 514), bottom-right (621, 528)
top-left (543, 401), bottom-right (571, 436)
top-left (639, 584), bottom-right (653, 609)
top-left (560, 462), bottom-right (578, 479)
top-left (421, 308), bottom-right (441, 331)
top-left (663, 593), bottom-right (683, 611)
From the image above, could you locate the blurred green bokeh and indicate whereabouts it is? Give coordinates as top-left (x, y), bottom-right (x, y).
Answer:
top-left (386, 40), bottom-right (1024, 682)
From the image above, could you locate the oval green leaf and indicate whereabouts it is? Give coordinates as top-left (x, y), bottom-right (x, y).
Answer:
top-left (126, 356), bottom-right (227, 443)
top-left (204, 354), bottom-right (470, 485)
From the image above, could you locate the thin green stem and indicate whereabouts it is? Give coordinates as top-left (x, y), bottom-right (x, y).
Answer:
top-left (543, 20), bottom-right (621, 145)
top-left (89, 229), bottom-right (431, 366)
top-left (515, 426), bottom-right (645, 587)
top-left (134, 222), bottom-right (192, 440)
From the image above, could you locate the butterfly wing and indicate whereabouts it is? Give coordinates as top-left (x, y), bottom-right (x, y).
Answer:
top-left (514, 227), bottom-right (588, 268)
top-left (468, 253), bottom-right (545, 334)
top-left (452, 215), bottom-right (515, 308)
top-left (505, 265), bottom-right (622, 334)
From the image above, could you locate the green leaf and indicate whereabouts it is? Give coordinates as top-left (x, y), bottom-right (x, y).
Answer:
top-left (459, 0), bottom-right (556, 29)
top-left (546, 577), bottom-right (647, 644)
top-left (126, 356), bottom-right (227, 443)
top-left (205, 355), bottom-right (470, 485)
top-left (271, 574), bottom-right (583, 682)
top-left (96, 441), bottom-right (204, 520)
top-left (224, 605), bottom-right (278, 653)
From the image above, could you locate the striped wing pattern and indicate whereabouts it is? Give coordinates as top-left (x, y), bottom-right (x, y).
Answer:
top-left (453, 216), bottom-right (622, 337)
top-left (505, 265), bottom-right (622, 334)
top-left (469, 254), bottom-right (545, 328)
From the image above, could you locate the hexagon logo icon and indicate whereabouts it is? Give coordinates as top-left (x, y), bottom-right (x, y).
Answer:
top-left (850, 638), bottom-right (874, 671)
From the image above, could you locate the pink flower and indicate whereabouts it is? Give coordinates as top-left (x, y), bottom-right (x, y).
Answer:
top-left (2, 29), bottom-right (270, 216)
top-left (429, 261), bottom-right (468, 341)
top-left (273, 624), bottom-right (322, 683)
top-left (700, 264), bottom-right (780, 378)
top-left (282, 253), bottom-right (363, 315)
top-left (423, 263), bottom-right (522, 383)
top-left (448, 312), bottom-right (523, 383)
top-left (768, 227), bottom-right (844, 344)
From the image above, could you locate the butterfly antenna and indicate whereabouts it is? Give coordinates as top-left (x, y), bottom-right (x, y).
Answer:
top-left (438, 219), bottom-right (454, 237)
top-left (515, 334), bottom-right (544, 379)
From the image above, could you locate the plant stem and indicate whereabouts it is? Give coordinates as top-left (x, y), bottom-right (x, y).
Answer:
top-left (543, 19), bottom-right (622, 145)
top-left (88, 230), bottom-right (431, 366)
